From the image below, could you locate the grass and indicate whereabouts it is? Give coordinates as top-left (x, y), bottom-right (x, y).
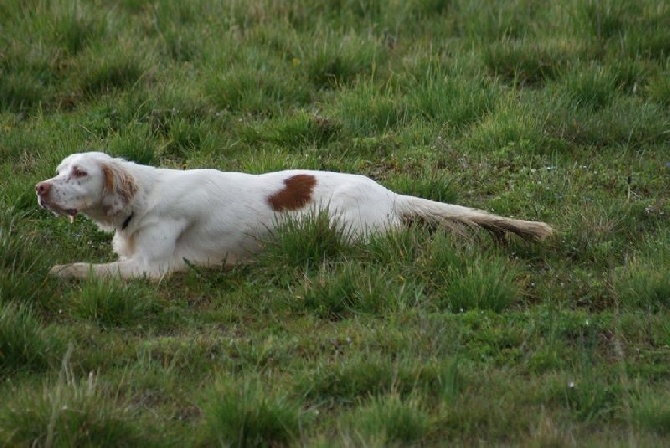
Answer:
top-left (202, 378), bottom-right (303, 446)
top-left (1, 0), bottom-right (669, 445)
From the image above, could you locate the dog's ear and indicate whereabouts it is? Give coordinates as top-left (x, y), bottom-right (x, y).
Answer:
top-left (101, 163), bottom-right (137, 216)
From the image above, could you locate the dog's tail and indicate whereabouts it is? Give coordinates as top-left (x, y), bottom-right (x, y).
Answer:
top-left (396, 195), bottom-right (553, 241)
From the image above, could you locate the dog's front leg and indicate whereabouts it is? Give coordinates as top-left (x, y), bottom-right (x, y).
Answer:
top-left (49, 260), bottom-right (173, 280)
top-left (50, 220), bottom-right (188, 280)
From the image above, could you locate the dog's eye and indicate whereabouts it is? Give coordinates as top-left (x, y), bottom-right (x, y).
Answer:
top-left (72, 167), bottom-right (88, 177)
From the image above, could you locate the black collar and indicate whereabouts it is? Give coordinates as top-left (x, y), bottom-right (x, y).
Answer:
top-left (121, 211), bottom-right (134, 230)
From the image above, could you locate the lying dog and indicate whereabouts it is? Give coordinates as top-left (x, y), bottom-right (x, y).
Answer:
top-left (36, 152), bottom-right (552, 279)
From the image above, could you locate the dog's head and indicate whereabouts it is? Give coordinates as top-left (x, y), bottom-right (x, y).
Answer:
top-left (36, 152), bottom-right (137, 222)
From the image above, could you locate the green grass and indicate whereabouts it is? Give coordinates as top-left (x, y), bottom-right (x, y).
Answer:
top-left (0, 304), bottom-right (62, 374)
top-left (1, 0), bottom-right (670, 445)
top-left (202, 378), bottom-right (304, 446)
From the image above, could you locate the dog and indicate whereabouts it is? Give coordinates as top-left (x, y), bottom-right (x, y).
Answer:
top-left (36, 152), bottom-right (552, 279)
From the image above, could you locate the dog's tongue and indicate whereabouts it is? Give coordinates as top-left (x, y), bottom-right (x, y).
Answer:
top-left (66, 209), bottom-right (77, 224)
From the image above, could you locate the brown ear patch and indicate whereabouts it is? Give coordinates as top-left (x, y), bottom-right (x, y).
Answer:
top-left (267, 174), bottom-right (317, 212)
top-left (102, 164), bottom-right (115, 193)
top-left (102, 163), bottom-right (138, 202)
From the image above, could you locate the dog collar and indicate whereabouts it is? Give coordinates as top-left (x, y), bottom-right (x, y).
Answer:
top-left (121, 211), bottom-right (134, 230)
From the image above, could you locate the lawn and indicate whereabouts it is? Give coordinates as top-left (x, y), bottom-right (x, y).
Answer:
top-left (1, 0), bottom-right (669, 445)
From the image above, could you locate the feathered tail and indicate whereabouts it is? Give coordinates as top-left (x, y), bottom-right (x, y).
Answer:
top-left (397, 195), bottom-right (553, 241)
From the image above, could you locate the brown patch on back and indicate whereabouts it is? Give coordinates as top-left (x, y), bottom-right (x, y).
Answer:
top-left (267, 174), bottom-right (317, 211)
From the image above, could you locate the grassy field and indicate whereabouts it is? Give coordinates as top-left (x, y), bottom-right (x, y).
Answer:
top-left (1, 0), bottom-right (669, 445)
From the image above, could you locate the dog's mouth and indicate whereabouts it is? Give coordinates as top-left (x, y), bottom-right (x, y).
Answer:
top-left (38, 198), bottom-right (78, 223)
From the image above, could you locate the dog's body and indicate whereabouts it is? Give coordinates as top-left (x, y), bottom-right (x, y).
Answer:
top-left (36, 152), bottom-right (552, 279)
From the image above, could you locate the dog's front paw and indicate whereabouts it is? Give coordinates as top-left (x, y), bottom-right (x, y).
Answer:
top-left (49, 263), bottom-right (93, 279)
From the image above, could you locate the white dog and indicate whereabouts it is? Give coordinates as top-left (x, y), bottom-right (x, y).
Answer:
top-left (36, 152), bottom-right (552, 279)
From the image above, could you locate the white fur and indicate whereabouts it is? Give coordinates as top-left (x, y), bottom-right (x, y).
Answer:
top-left (36, 152), bottom-right (552, 279)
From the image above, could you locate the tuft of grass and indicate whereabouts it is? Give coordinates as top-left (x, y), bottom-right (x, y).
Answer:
top-left (579, 1), bottom-right (632, 39)
top-left (79, 50), bottom-right (144, 95)
top-left (624, 14), bottom-right (670, 61)
top-left (0, 124), bottom-right (50, 164)
top-left (297, 356), bottom-right (461, 406)
top-left (385, 171), bottom-right (458, 204)
top-left (363, 226), bottom-right (428, 267)
top-left (614, 229), bottom-right (670, 312)
top-left (0, 210), bottom-right (56, 306)
top-left (0, 73), bottom-right (46, 113)
top-left (50, 10), bottom-right (106, 56)
top-left (407, 75), bottom-right (498, 134)
top-left (561, 378), bottom-right (622, 423)
top-left (615, 266), bottom-right (670, 312)
top-left (299, 261), bottom-right (424, 318)
top-left (418, 233), bottom-right (520, 312)
top-left (346, 394), bottom-right (431, 445)
top-left (255, 111), bottom-right (342, 148)
top-left (633, 390), bottom-right (670, 434)
top-left (298, 357), bottom-right (396, 402)
top-left (647, 74), bottom-right (670, 106)
top-left (437, 261), bottom-right (520, 313)
top-left (202, 379), bottom-right (302, 447)
top-left (560, 65), bottom-right (616, 111)
top-left (67, 277), bottom-right (161, 328)
top-left (336, 84), bottom-right (409, 136)
top-left (205, 65), bottom-right (311, 116)
top-left (483, 40), bottom-right (586, 86)
top-left (546, 96), bottom-right (668, 147)
top-left (455, 0), bottom-right (538, 41)
top-left (258, 211), bottom-right (352, 274)
top-left (464, 92), bottom-right (559, 154)
top-left (163, 117), bottom-right (210, 158)
top-left (107, 124), bottom-right (158, 165)
top-left (0, 348), bottom-right (154, 447)
top-left (0, 304), bottom-right (61, 374)
top-left (305, 33), bottom-right (383, 89)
